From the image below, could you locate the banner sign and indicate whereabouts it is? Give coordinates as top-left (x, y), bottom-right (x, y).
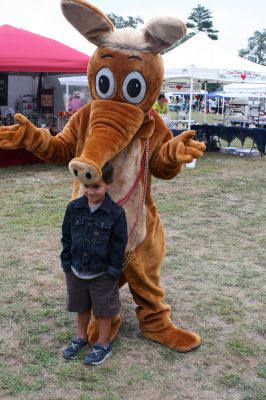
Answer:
top-left (161, 80), bottom-right (202, 93)
top-left (219, 70), bottom-right (266, 82)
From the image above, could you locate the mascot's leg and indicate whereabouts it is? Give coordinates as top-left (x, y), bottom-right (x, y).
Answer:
top-left (123, 222), bottom-right (201, 352)
top-left (88, 214), bottom-right (201, 351)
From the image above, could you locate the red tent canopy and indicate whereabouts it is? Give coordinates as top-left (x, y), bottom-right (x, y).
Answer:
top-left (0, 25), bottom-right (90, 73)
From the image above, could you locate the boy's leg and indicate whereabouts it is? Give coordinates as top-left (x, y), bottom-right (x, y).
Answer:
top-left (84, 316), bottom-right (113, 365)
top-left (88, 274), bottom-right (120, 333)
top-left (77, 310), bottom-right (91, 340)
top-left (97, 316), bottom-right (112, 345)
top-left (87, 313), bottom-right (122, 345)
top-left (63, 272), bottom-right (93, 360)
top-left (84, 275), bottom-right (119, 365)
top-left (63, 310), bottom-right (91, 360)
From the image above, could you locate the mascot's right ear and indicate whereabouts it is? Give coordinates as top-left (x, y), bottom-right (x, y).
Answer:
top-left (61, 0), bottom-right (114, 46)
top-left (143, 17), bottom-right (187, 54)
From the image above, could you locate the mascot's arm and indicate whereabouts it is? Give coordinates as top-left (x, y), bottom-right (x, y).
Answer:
top-left (150, 115), bottom-right (205, 179)
top-left (0, 111), bottom-right (81, 163)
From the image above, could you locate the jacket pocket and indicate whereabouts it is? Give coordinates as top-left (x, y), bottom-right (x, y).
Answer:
top-left (92, 222), bottom-right (111, 260)
top-left (70, 216), bottom-right (85, 240)
top-left (94, 221), bottom-right (112, 242)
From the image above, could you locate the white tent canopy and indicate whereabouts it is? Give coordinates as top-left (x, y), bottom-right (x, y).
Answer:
top-left (163, 32), bottom-right (266, 84)
top-left (162, 32), bottom-right (266, 126)
top-left (209, 91), bottom-right (266, 99)
top-left (223, 83), bottom-right (266, 93)
top-left (59, 75), bottom-right (88, 86)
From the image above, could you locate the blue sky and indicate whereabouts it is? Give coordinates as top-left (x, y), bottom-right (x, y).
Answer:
top-left (0, 0), bottom-right (265, 57)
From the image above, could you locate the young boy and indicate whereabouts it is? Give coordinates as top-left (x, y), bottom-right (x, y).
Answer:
top-left (60, 162), bottom-right (128, 366)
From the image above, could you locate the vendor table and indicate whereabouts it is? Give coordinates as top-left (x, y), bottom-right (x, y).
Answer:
top-left (0, 148), bottom-right (44, 167)
top-left (190, 124), bottom-right (266, 156)
top-left (0, 131), bottom-right (57, 167)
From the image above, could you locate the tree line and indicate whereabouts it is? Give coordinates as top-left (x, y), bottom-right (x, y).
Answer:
top-left (108, 4), bottom-right (265, 66)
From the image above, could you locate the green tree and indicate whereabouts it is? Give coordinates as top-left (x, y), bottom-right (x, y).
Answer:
top-left (107, 13), bottom-right (143, 29)
top-left (166, 4), bottom-right (219, 52)
top-left (186, 4), bottom-right (219, 40)
top-left (239, 29), bottom-right (266, 65)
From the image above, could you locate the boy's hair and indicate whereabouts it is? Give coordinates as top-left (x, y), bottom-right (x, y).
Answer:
top-left (101, 162), bottom-right (114, 184)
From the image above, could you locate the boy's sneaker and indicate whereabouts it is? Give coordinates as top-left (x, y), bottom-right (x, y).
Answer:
top-left (84, 343), bottom-right (112, 366)
top-left (63, 338), bottom-right (87, 360)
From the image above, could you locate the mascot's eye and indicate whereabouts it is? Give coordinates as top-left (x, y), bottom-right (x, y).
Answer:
top-left (95, 68), bottom-right (115, 99)
top-left (122, 71), bottom-right (146, 104)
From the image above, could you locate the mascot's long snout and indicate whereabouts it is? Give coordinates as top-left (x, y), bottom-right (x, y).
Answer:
top-left (69, 99), bottom-right (144, 184)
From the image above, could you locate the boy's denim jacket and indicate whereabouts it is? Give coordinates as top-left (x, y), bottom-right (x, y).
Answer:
top-left (60, 193), bottom-right (128, 280)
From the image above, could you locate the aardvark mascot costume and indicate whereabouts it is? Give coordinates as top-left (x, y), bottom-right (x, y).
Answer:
top-left (0, 0), bottom-right (205, 352)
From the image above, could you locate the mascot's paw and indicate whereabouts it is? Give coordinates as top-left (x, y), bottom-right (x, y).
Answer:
top-left (0, 113), bottom-right (27, 149)
top-left (141, 324), bottom-right (201, 352)
top-left (87, 314), bottom-right (122, 345)
top-left (170, 130), bottom-right (206, 164)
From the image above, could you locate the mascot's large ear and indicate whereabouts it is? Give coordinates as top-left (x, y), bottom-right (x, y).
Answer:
top-left (143, 17), bottom-right (187, 54)
top-left (61, 0), bottom-right (114, 46)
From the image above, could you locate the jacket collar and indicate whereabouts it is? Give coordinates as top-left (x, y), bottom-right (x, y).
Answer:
top-left (98, 193), bottom-right (112, 214)
top-left (74, 193), bottom-right (112, 214)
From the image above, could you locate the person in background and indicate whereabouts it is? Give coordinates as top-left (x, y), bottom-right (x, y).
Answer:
top-left (206, 99), bottom-right (210, 113)
top-left (210, 98), bottom-right (217, 113)
top-left (69, 91), bottom-right (82, 112)
top-left (153, 94), bottom-right (168, 115)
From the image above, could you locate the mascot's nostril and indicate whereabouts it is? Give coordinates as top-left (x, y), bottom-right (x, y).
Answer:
top-left (73, 169), bottom-right (78, 176)
top-left (86, 172), bottom-right (92, 179)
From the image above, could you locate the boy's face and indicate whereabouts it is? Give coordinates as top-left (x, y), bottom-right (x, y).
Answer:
top-left (83, 178), bottom-right (110, 205)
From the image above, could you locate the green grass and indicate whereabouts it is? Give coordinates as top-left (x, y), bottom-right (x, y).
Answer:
top-left (257, 364), bottom-right (266, 380)
top-left (227, 339), bottom-right (261, 356)
top-left (219, 372), bottom-right (245, 388)
top-left (196, 296), bottom-right (245, 322)
top-left (0, 155), bottom-right (266, 400)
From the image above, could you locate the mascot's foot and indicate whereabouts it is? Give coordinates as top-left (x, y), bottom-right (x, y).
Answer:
top-left (87, 314), bottom-right (122, 345)
top-left (141, 324), bottom-right (201, 352)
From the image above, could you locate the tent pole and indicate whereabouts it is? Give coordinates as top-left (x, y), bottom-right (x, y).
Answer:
top-left (66, 83), bottom-right (69, 111)
top-left (204, 81), bottom-right (207, 123)
top-left (188, 75), bottom-right (193, 129)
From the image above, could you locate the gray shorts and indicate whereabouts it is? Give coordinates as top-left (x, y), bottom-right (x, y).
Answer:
top-left (65, 271), bottom-right (120, 318)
